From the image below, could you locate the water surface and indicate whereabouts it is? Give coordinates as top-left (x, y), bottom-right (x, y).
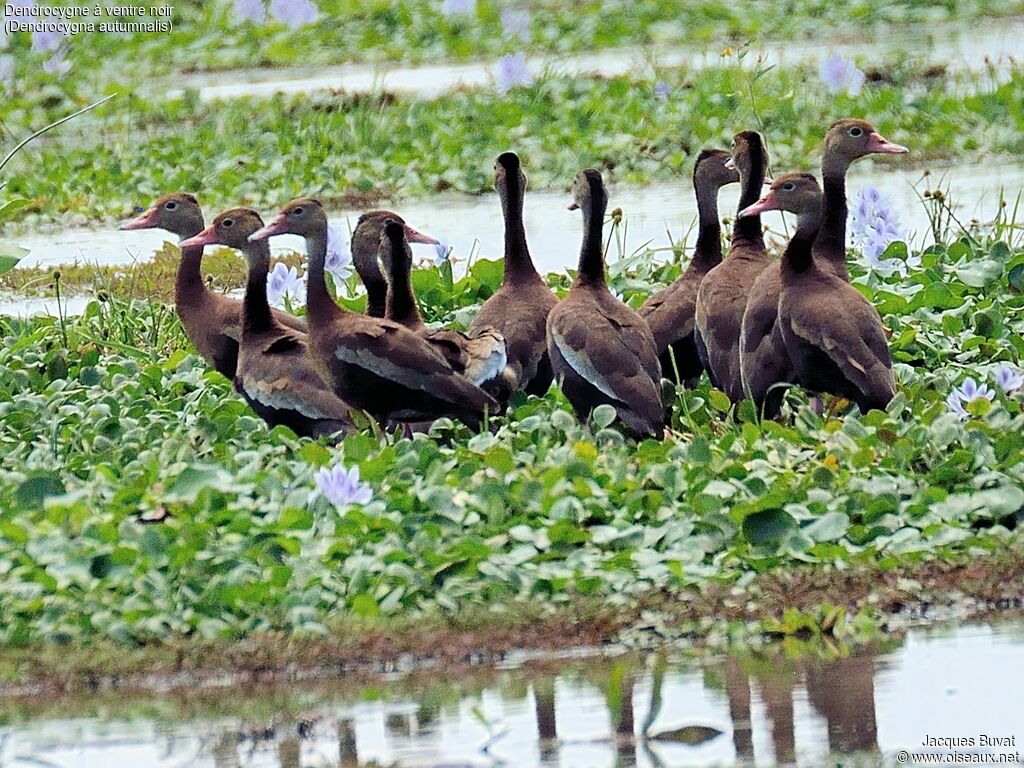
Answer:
top-left (1, 623), bottom-right (1022, 767)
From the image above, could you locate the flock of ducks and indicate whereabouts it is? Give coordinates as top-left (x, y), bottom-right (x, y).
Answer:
top-left (120, 117), bottom-right (908, 441)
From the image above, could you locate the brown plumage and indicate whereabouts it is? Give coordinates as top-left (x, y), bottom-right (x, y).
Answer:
top-left (469, 152), bottom-right (559, 400)
top-left (546, 170), bottom-right (664, 440)
top-left (693, 131), bottom-right (771, 403)
top-left (640, 149), bottom-right (739, 386)
top-left (748, 173), bottom-right (898, 412)
top-left (120, 193), bottom-right (306, 378)
top-left (249, 198), bottom-right (499, 430)
top-left (738, 173), bottom-right (823, 418)
top-left (738, 120), bottom-right (907, 417)
top-left (351, 209), bottom-right (437, 318)
top-left (181, 209), bottom-right (354, 439)
top-left (378, 219), bottom-right (508, 392)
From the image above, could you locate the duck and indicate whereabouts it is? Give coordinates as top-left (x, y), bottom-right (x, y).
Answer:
top-left (640, 149), bottom-right (739, 386)
top-left (248, 198), bottom-right (499, 430)
top-left (546, 170), bottom-right (664, 440)
top-left (377, 219), bottom-right (508, 392)
top-left (120, 193), bottom-right (306, 379)
top-left (738, 173), bottom-right (896, 412)
top-left (468, 152), bottom-right (559, 399)
top-left (180, 209), bottom-right (354, 439)
top-left (738, 119), bottom-right (908, 417)
top-left (738, 173), bottom-right (823, 418)
top-left (693, 131), bottom-right (770, 403)
top-left (350, 209), bottom-right (438, 318)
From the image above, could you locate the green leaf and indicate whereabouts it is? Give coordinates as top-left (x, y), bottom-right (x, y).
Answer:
top-left (742, 508), bottom-right (798, 547)
top-left (0, 242), bottom-right (29, 274)
top-left (15, 473), bottom-right (65, 509)
top-left (708, 389), bottom-right (731, 413)
top-left (803, 512), bottom-right (849, 543)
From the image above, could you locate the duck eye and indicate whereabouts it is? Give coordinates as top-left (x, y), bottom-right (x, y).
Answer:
top-left (222, 218), bottom-right (234, 228)
top-left (293, 206), bottom-right (304, 216)
top-left (849, 126), bottom-right (863, 137)
top-left (165, 201), bottom-right (177, 210)
top-left (783, 182), bottom-right (795, 191)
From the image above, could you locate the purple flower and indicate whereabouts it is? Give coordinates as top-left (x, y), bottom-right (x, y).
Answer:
top-left (500, 8), bottom-right (530, 41)
top-left (946, 376), bottom-right (995, 419)
top-left (314, 464), bottom-right (373, 508)
top-left (850, 186), bottom-right (908, 274)
top-left (31, 26), bottom-right (63, 54)
top-left (233, 0), bottom-right (266, 23)
top-left (495, 52), bottom-right (532, 95)
top-left (41, 50), bottom-right (70, 76)
top-left (266, 262), bottom-right (306, 308)
top-left (992, 365), bottom-right (1023, 395)
top-left (325, 224), bottom-right (353, 281)
top-left (654, 82), bottom-right (671, 101)
top-left (0, 56), bottom-right (13, 90)
top-left (819, 53), bottom-right (865, 96)
top-left (433, 239), bottom-right (452, 267)
top-left (441, 0), bottom-right (476, 17)
top-left (269, 0), bottom-right (318, 28)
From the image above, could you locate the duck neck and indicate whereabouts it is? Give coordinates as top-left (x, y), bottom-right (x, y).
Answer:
top-left (576, 194), bottom-right (607, 288)
top-left (363, 273), bottom-right (388, 318)
top-left (500, 171), bottom-right (539, 285)
top-left (175, 222), bottom-right (206, 308)
top-left (240, 239), bottom-right (274, 334)
top-left (385, 248), bottom-right (422, 328)
top-left (693, 178), bottom-right (724, 270)
top-left (782, 207), bottom-right (822, 276)
top-left (306, 227), bottom-right (344, 325)
top-left (732, 156), bottom-right (766, 250)
top-left (816, 153), bottom-right (851, 273)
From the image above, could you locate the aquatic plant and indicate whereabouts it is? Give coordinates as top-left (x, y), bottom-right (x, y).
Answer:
top-left (494, 51), bottom-right (532, 94)
top-left (993, 365), bottom-right (1023, 395)
top-left (325, 225), bottom-right (353, 281)
top-left (266, 262), bottom-right (307, 308)
top-left (946, 376), bottom-right (995, 419)
top-left (818, 53), bottom-right (865, 95)
top-left (500, 8), bottom-right (531, 41)
top-left (314, 463), bottom-right (374, 508)
top-left (441, 0), bottom-right (476, 18)
top-left (233, 0), bottom-right (267, 24)
top-left (269, 0), bottom-right (319, 28)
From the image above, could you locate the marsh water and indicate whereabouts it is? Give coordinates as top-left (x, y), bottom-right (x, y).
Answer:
top-left (162, 20), bottom-right (1023, 102)
top-left (5, 159), bottom-right (1024, 318)
top-left (1, 622), bottom-right (1022, 768)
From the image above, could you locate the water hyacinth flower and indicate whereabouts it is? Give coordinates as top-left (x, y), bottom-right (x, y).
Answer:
top-left (850, 186), bottom-right (908, 274)
top-left (42, 50), bottom-right (70, 76)
top-left (434, 239), bottom-right (452, 267)
top-left (325, 224), bottom-right (353, 281)
top-left (233, 0), bottom-right (266, 23)
top-left (946, 376), bottom-right (995, 419)
top-left (819, 53), bottom-right (865, 96)
top-left (0, 56), bottom-right (13, 91)
top-left (992, 365), bottom-right (1024, 395)
top-left (314, 464), bottom-right (373, 508)
top-left (266, 262), bottom-right (306, 308)
top-left (653, 82), bottom-right (671, 101)
top-left (269, 0), bottom-right (318, 28)
top-left (441, 0), bottom-right (476, 17)
top-left (31, 26), bottom-right (63, 54)
top-left (495, 52), bottom-right (532, 95)
top-left (500, 8), bottom-right (531, 41)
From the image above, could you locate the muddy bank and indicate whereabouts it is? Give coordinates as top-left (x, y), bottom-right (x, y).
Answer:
top-left (3, 549), bottom-right (1021, 697)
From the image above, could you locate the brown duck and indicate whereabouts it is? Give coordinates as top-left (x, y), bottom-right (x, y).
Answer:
top-left (740, 174), bottom-right (897, 412)
top-left (249, 198), bottom-right (499, 429)
top-left (737, 173), bottom-right (823, 418)
top-left (693, 131), bottom-right (770, 403)
top-left (739, 119), bottom-right (908, 417)
top-left (469, 152), bottom-right (559, 399)
top-left (378, 219), bottom-right (508, 391)
top-left (350, 209), bottom-right (438, 318)
top-left (120, 193), bottom-right (306, 378)
top-left (640, 149), bottom-right (739, 386)
top-left (181, 209), bottom-right (354, 439)
top-left (546, 170), bottom-right (664, 439)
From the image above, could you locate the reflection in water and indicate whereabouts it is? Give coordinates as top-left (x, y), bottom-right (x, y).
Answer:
top-left (0, 624), bottom-right (1021, 767)
top-left (806, 655), bottom-right (879, 755)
